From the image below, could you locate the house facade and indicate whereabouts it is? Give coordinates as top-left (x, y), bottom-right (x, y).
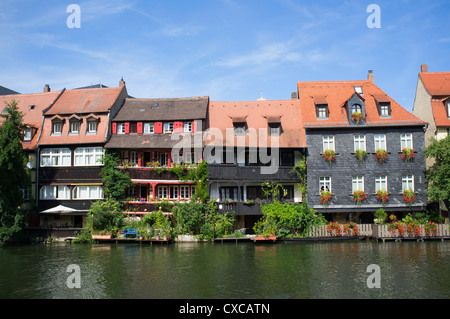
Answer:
top-left (36, 81), bottom-right (128, 228)
top-left (105, 96), bottom-right (209, 214)
top-left (0, 85), bottom-right (63, 226)
top-left (299, 71), bottom-right (428, 223)
top-left (206, 98), bottom-right (305, 232)
top-left (412, 64), bottom-right (450, 219)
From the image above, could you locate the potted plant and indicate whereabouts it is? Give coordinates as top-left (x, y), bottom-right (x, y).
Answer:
top-left (376, 189), bottom-right (390, 204)
top-left (322, 149), bottom-right (336, 165)
top-left (355, 149), bottom-right (367, 163)
top-left (401, 147), bottom-right (415, 161)
top-left (320, 190), bottom-right (333, 205)
top-left (352, 112), bottom-right (365, 124)
top-left (375, 148), bottom-right (388, 163)
top-left (353, 190), bottom-right (367, 205)
top-left (402, 189), bottom-right (415, 206)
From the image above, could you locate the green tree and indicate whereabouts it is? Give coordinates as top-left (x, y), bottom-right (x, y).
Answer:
top-left (0, 100), bottom-right (30, 245)
top-left (424, 136), bottom-right (450, 203)
top-left (99, 150), bottom-right (133, 202)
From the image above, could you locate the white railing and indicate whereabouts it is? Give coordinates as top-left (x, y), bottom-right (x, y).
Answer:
top-left (309, 224), bottom-right (373, 237)
top-left (372, 224), bottom-right (450, 238)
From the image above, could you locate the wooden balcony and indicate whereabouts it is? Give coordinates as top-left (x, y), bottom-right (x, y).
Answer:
top-left (208, 164), bottom-right (297, 181)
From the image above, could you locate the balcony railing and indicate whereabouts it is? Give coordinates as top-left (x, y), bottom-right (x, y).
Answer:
top-left (208, 164), bottom-right (297, 181)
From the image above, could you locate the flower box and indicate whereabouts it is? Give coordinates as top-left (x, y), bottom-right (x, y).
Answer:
top-left (375, 149), bottom-right (388, 163)
top-left (401, 148), bottom-right (415, 161)
top-left (322, 149), bottom-right (336, 165)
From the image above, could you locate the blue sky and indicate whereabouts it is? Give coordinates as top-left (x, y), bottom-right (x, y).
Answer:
top-left (0, 0), bottom-right (449, 110)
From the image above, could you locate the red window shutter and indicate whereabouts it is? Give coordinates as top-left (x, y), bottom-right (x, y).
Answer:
top-left (192, 120), bottom-right (197, 133)
top-left (112, 122), bottom-right (117, 134)
top-left (137, 122), bottom-right (143, 134)
top-left (174, 121), bottom-right (183, 133)
top-left (154, 122), bottom-right (163, 134)
top-left (124, 122), bottom-right (130, 134)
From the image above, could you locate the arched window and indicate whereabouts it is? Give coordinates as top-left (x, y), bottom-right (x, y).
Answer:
top-left (351, 104), bottom-right (362, 114)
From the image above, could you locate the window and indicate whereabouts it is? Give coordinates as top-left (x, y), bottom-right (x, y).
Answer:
top-left (180, 186), bottom-right (190, 199)
top-left (400, 133), bottom-right (413, 149)
top-left (169, 186), bottom-right (178, 200)
top-left (374, 134), bottom-right (386, 150)
top-left (322, 135), bottom-right (335, 152)
top-left (40, 185), bottom-right (70, 200)
top-left (351, 104), bottom-right (362, 114)
top-left (144, 122), bottom-right (154, 134)
top-left (160, 153), bottom-right (168, 166)
top-left (233, 123), bottom-right (246, 136)
top-left (164, 122), bottom-right (174, 134)
top-left (316, 104), bottom-right (329, 119)
top-left (117, 123), bottom-right (125, 134)
top-left (183, 122), bottom-right (192, 133)
top-left (40, 148), bottom-right (71, 167)
top-left (130, 151), bottom-right (138, 166)
top-left (23, 129), bottom-right (32, 141)
top-left (268, 123), bottom-right (281, 137)
top-left (352, 175), bottom-right (364, 192)
top-left (21, 188), bottom-right (30, 201)
top-left (73, 186), bottom-right (103, 200)
top-left (88, 121), bottom-right (97, 133)
top-left (402, 175), bottom-right (414, 192)
top-left (447, 101), bottom-right (450, 118)
top-left (320, 176), bottom-right (331, 192)
top-left (380, 103), bottom-right (390, 117)
top-left (354, 134), bottom-right (366, 151)
top-left (375, 175), bottom-right (388, 191)
top-left (52, 122), bottom-right (62, 135)
top-left (74, 147), bottom-right (104, 166)
top-left (354, 86), bottom-right (363, 94)
top-left (221, 187), bottom-right (238, 201)
top-left (70, 121), bottom-right (79, 134)
top-left (158, 186), bottom-right (168, 199)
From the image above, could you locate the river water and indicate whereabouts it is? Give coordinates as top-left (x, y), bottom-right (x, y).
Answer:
top-left (1, 240), bottom-right (449, 299)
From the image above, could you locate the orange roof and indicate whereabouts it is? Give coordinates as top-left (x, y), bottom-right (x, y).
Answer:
top-left (45, 87), bottom-right (124, 115)
top-left (0, 91), bottom-right (62, 150)
top-left (419, 72), bottom-right (450, 96)
top-left (419, 71), bottom-right (450, 127)
top-left (207, 99), bottom-right (305, 148)
top-left (298, 80), bottom-right (426, 128)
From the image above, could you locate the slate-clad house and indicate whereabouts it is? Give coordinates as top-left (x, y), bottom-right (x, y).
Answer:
top-left (105, 96), bottom-right (209, 214)
top-left (36, 81), bottom-right (128, 228)
top-left (298, 71), bottom-right (428, 223)
top-left (0, 85), bottom-right (63, 226)
top-left (206, 98), bottom-right (305, 231)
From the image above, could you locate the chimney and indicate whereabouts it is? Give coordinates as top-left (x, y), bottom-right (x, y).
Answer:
top-left (43, 84), bottom-right (51, 92)
top-left (367, 70), bottom-right (374, 83)
top-left (421, 64), bottom-right (428, 73)
top-left (291, 91), bottom-right (298, 99)
top-left (119, 77), bottom-right (125, 87)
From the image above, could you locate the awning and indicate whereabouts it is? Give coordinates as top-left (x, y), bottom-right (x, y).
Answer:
top-left (40, 205), bottom-right (85, 215)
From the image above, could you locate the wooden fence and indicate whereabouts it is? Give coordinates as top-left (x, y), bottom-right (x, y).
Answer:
top-left (309, 224), bottom-right (373, 238)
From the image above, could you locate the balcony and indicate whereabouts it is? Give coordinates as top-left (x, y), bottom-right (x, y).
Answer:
top-left (119, 163), bottom-right (195, 181)
top-left (208, 164), bottom-right (297, 181)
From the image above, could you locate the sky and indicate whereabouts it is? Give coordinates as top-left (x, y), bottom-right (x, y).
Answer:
top-left (0, 0), bottom-right (449, 111)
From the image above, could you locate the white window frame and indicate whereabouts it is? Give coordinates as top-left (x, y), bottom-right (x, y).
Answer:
top-left (72, 185), bottom-right (103, 200)
top-left (144, 122), bottom-right (154, 134)
top-left (117, 123), bottom-right (125, 134)
top-left (400, 133), bottom-right (413, 149)
top-left (130, 151), bottom-right (138, 166)
top-left (52, 122), bottom-right (62, 135)
top-left (322, 135), bottom-right (335, 152)
top-left (169, 186), bottom-right (178, 200)
top-left (183, 122), bottom-right (192, 133)
top-left (40, 148), bottom-right (71, 167)
top-left (160, 153), bottom-right (168, 166)
top-left (353, 134), bottom-right (366, 152)
top-left (23, 129), bottom-right (32, 141)
top-left (380, 103), bottom-right (390, 116)
top-left (70, 121), bottom-right (79, 134)
top-left (352, 175), bottom-right (364, 192)
top-left (180, 186), bottom-right (190, 199)
top-left (158, 186), bottom-right (168, 199)
top-left (88, 121), bottom-right (97, 134)
top-left (74, 147), bottom-right (104, 166)
top-left (374, 134), bottom-right (386, 151)
top-left (319, 176), bottom-right (331, 193)
top-left (402, 175), bottom-right (414, 192)
top-left (40, 185), bottom-right (70, 200)
top-left (375, 175), bottom-right (388, 192)
top-left (351, 104), bottom-right (362, 113)
top-left (317, 106), bottom-right (328, 119)
top-left (164, 122), bottom-right (174, 134)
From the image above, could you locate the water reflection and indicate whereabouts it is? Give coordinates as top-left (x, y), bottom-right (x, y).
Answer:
top-left (1, 241), bottom-right (449, 298)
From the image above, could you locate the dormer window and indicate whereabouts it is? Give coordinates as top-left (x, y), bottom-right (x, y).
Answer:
top-left (23, 128), bottom-right (32, 141)
top-left (373, 94), bottom-right (391, 118)
top-left (70, 121), bottom-right (79, 134)
top-left (233, 122), bottom-right (246, 136)
top-left (447, 100), bottom-right (450, 119)
top-left (269, 123), bottom-right (281, 136)
top-left (86, 114), bottom-right (99, 135)
top-left (316, 104), bottom-right (329, 119)
top-left (351, 104), bottom-right (362, 114)
top-left (52, 122), bottom-right (62, 135)
top-left (380, 103), bottom-right (390, 117)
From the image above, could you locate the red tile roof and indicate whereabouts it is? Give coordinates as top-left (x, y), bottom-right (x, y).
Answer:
top-left (419, 71), bottom-right (450, 126)
top-left (298, 80), bottom-right (426, 128)
top-left (207, 99), bottom-right (305, 148)
top-left (44, 87), bottom-right (125, 115)
top-left (0, 91), bottom-right (62, 150)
